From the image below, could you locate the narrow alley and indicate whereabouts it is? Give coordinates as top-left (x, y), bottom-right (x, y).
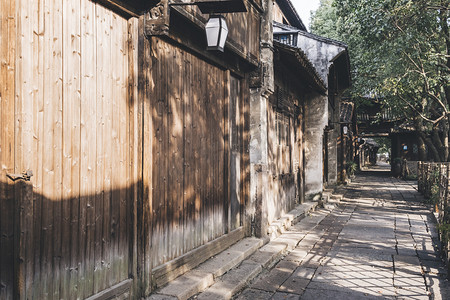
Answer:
top-left (2, 1), bottom-right (449, 299)
top-left (163, 163), bottom-right (447, 300)
top-left (231, 164), bottom-right (449, 300)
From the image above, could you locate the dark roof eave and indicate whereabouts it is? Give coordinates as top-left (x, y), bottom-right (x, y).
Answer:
top-left (274, 41), bottom-right (327, 94)
top-left (275, 0), bottom-right (306, 31)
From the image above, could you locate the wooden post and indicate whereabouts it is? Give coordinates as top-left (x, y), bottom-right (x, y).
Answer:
top-left (138, 16), bottom-right (152, 297)
top-left (224, 70), bottom-right (230, 234)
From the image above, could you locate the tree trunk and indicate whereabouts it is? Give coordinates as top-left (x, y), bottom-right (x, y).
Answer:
top-left (443, 118), bottom-right (449, 161)
top-left (417, 135), bottom-right (428, 160)
top-left (418, 130), bottom-right (441, 161)
top-left (431, 127), bottom-right (445, 161)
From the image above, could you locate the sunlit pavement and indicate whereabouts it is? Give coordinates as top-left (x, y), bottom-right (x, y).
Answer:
top-left (236, 164), bottom-right (450, 300)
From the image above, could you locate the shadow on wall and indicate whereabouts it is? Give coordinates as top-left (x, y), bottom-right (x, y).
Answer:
top-left (0, 179), bottom-right (136, 300)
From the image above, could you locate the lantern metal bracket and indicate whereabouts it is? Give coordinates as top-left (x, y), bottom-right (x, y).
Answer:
top-left (7, 170), bottom-right (33, 182)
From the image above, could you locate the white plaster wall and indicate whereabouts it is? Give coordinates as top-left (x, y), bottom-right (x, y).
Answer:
top-left (296, 33), bottom-right (347, 196)
top-left (304, 93), bottom-right (328, 195)
top-left (296, 34), bottom-right (346, 85)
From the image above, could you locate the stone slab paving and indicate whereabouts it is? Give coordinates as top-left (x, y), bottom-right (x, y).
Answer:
top-left (235, 166), bottom-right (450, 300)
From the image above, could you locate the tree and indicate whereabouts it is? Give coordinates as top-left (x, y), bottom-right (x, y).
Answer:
top-left (311, 0), bottom-right (450, 161)
top-left (310, 0), bottom-right (340, 40)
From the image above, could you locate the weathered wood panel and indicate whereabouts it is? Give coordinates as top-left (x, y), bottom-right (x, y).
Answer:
top-left (0, 0), bottom-right (16, 299)
top-left (149, 38), bottom-right (239, 269)
top-left (12, 1), bottom-right (138, 299)
top-left (266, 79), bottom-right (303, 225)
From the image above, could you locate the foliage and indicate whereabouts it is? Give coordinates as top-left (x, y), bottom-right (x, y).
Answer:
top-left (310, 0), bottom-right (340, 40)
top-left (405, 174), bottom-right (418, 180)
top-left (346, 160), bottom-right (358, 176)
top-left (374, 137), bottom-right (391, 154)
top-left (428, 167), bottom-right (441, 204)
top-left (430, 181), bottom-right (441, 204)
top-left (311, 0), bottom-right (450, 161)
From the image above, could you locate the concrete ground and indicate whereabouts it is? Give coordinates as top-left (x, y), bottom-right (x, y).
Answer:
top-left (235, 164), bottom-right (450, 300)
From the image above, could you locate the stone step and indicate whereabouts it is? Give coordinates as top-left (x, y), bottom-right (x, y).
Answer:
top-left (191, 205), bottom-right (340, 299)
top-left (150, 237), bottom-right (264, 300)
top-left (196, 261), bottom-right (262, 300)
top-left (267, 201), bottom-right (318, 240)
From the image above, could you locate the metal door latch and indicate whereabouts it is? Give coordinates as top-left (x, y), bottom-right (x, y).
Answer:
top-left (6, 170), bottom-right (33, 182)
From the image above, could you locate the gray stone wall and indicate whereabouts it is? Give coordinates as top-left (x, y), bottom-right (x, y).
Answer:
top-left (296, 33), bottom-right (347, 196)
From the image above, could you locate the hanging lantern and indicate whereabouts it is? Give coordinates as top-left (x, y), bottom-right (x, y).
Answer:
top-left (205, 15), bottom-right (228, 52)
top-left (343, 125), bottom-right (348, 135)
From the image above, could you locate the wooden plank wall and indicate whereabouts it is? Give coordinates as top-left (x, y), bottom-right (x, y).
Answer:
top-left (266, 84), bottom-right (301, 225)
top-left (150, 38), bottom-right (234, 268)
top-left (0, 0), bottom-right (16, 299)
top-left (12, 1), bottom-right (137, 298)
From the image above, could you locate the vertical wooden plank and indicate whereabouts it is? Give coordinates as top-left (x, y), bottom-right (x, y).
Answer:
top-left (192, 54), bottom-right (200, 250)
top-left (139, 25), bottom-right (151, 294)
top-left (61, 0), bottom-right (81, 298)
top-left (80, 0), bottom-right (96, 297)
top-left (162, 40), bottom-right (169, 266)
top-left (216, 68), bottom-right (223, 238)
top-left (0, 0), bottom-right (16, 298)
top-left (241, 75), bottom-right (250, 233)
top-left (167, 42), bottom-right (173, 262)
top-left (110, 10), bottom-right (121, 287)
top-left (26, 0), bottom-right (38, 296)
top-left (30, 0), bottom-right (44, 298)
top-left (93, 3), bottom-right (106, 294)
top-left (22, 0), bottom-right (36, 294)
top-left (101, 6), bottom-right (113, 290)
top-left (118, 16), bottom-right (128, 281)
top-left (52, 0), bottom-right (64, 297)
top-left (183, 52), bottom-right (193, 254)
top-left (207, 64), bottom-right (213, 242)
top-left (179, 47), bottom-right (185, 258)
top-left (127, 16), bottom-right (140, 297)
top-left (150, 37), bottom-right (162, 269)
top-left (199, 59), bottom-right (206, 244)
top-left (13, 1), bottom-right (24, 298)
top-left (214, 69), bottom-right (219, 237)
top-left (172, 46), bottom-right (183, 259)
top-left (202, 60), bottom-right (209, 244)
top-left (199, 57), bottom-right (203, 245)
top-left (40, 0), bottom-right (59, 297)
top-left (223, 71), bottom-right (230, 234)
top-left (68, 0), bottom-right (82, 292)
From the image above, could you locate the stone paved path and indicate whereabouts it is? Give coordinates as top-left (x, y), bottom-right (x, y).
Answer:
top-left (235, 165), bottom-right (449, 299)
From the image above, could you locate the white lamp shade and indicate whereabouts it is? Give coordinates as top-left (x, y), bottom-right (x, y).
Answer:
top-left (343, 126), bottom-right (348, 135)
top-left (205, 15), bottom-right (228, 52)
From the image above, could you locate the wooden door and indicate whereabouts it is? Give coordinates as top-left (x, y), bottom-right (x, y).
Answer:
top-left (8, 2), bottom-right (135, 298)
top-left (148, 39), bottom-right (243, 269)
top-left (323, 131), bottom-right (329, 185)
top-left (150, 39), bottom-right (228, 268)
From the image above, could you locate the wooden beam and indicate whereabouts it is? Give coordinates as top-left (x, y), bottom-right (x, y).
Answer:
top-left (152, 227), bottom-right (245, 288)
top-left (85, 279), bottom-right (133, 300)
top-left (359, 133), bottom-right (390, 137)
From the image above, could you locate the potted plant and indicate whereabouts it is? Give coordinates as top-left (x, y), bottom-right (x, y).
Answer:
top-left (392, 157), bottom-right (403, 177)
top-left (346, 160), bottom-right (358, 178)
